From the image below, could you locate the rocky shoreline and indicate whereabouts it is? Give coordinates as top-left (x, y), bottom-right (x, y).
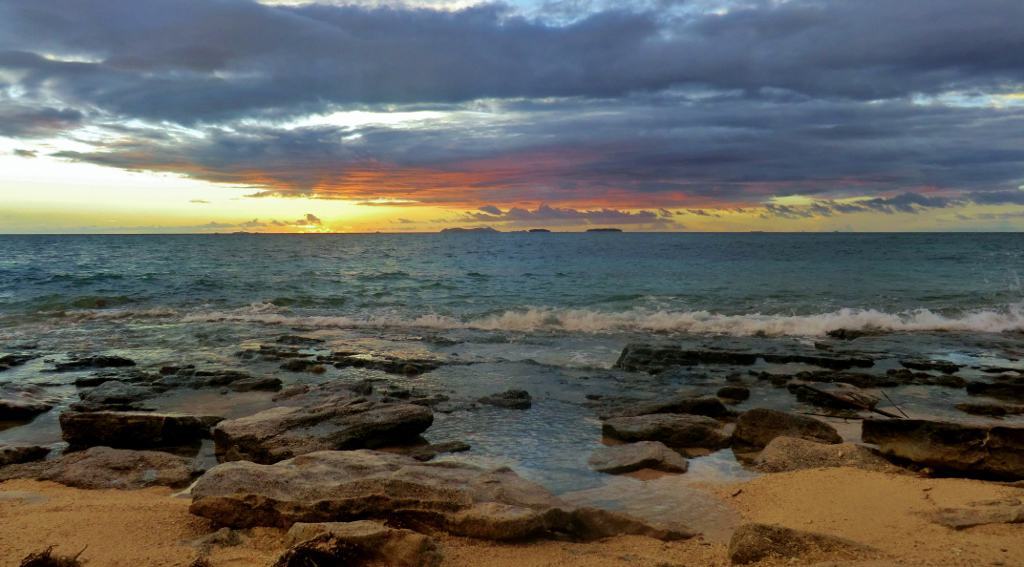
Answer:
top-left (2, 333), bottom-right (1024, 565)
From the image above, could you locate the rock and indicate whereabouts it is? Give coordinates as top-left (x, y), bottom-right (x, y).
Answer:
top-left (325, 352), bottom-right (444, 375)
top-left (0, 383), bottom-right (56, 420)
top-left (280, 359), bottom-right (326, 373)
top-left (276, 335), bottom-right (325, 346)
top-left (190, 450), bottom-right (693, 542)
top-left (924, 498), bottom-right (1024, 529)
top-left (60, 411), bottom-right (220, 449)
top-left (226, 376), bottom-right (283, 391)
top-left (77, 380), bottom-right (157, 408)
top-left (213, 399), bottom-right (434, 464)
top-left (886, 368), bottom-right (966, 388)
top-left (754, 436), bottom-right (898, 473)
top-left (275, 521), bottom-right (441, 567)
top-left (599, 395), bottom-right (731, 419)
top-left (0, 444), bottom-right (50, 466)
top-left (602, 414), bottom-right (730, 450)
top-left (397, 440), bottom-right (471, 462)
top-left (614, 344), bottom-right (757, 373)
top-left (760, 353), bottom-right (874, 370)
top-left (826, 328), bottom-right (875, 340)
top-left (53, 355), bottom-right (136, 372)
top-left (588, 442), bottom-right (688, 474)
top-left (787, 381), bottom-right (880, 411)
top-left (0, 446), bottom-right (194, 489)
top-left (967, 381), bottom-right (1024, 402)
top-left (862, 419), bottom-right (1024, 479)
top-left (733, 408), bottom-right (842, 450)
top-left (478, 389), bottom-right (532, 410)
top-left (717, 386), bottom-right (750, 402)
top-left (900, 359), bottom-right (961, 374)
top-left (0, 353), bottom-right (36, 371)
top-left (728, 523), bottom-right (873, 564)
top-left (956, 402), bottom-right (1024, 417)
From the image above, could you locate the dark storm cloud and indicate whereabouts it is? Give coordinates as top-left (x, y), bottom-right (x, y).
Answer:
top-left (1, 0), bottom-right (1023, 123)
top-left (0, 99), bottom-right (83, 138)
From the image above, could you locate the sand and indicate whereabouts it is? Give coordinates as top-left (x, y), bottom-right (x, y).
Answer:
top-left (1, 469), bottom-right (1022, 566)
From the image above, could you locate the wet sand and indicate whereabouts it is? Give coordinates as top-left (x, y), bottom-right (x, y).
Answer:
top-left (2, 467), bottom-right (1022, 567)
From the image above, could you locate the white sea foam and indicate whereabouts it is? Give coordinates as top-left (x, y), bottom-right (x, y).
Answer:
top-left (177, 302), bottom-right (1024, 337)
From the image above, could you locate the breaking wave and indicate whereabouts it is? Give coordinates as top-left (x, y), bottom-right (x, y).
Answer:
top-left (174, 302), bottom-right (1024, 337)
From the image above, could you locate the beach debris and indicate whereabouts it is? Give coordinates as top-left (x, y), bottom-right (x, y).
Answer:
top-left (728, 523), bottom-right (874, 564)
top-left (213, 394), bottom-right (433, 464)
top-left (18, 546), bottom-right (86, 567)
top-left (0, 446), bottom-right (196, 489)
top-left (602, 414), bottom-right (731, 450)
top-left (587, 441), bottom-right (688, 474)
top-left (862, 419), bottom-right (1024, 479)
top-left (60, 411), bottom-right (221, 450)
top-left (190, 449), bottom-right (694, 542)
top-left (732, 408), bottom-right (842, 450)
top-left (274, 521), bottom-right (442, 567)
top-left (478, 389), bottom-right (532, 409)
top-left (753, 436), bottom-right (900, 473)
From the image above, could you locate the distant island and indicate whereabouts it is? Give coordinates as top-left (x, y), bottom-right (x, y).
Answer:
top-left (585, 228), bottom-right (623, 232)
top-left (528, 228), bottom-right (551, 233)
top-left (440, 226), bottom-right (499, 234)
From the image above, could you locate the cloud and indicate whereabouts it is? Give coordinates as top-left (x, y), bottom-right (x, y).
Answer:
top-left (460, 203), bottom-right (677, 227)
top-left (189, 199), bottom-right (210, 204)
top-left (13, 149), bottom-right (37, 158)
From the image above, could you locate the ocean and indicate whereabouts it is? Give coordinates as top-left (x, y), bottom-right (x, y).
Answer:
top-left (2, 232), bottom-right (1024, 534)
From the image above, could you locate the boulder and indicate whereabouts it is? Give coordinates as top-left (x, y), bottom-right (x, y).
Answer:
top-left (602, 414), bottom-right (730, 450)
top-left (728, 523), bottom-right (873, 564)
top-left (0, 446), bottom-right (194, 489)
top-left (477, 389), bottom-right (532, 410)
top-left (862, 419), bottom-right (1024, 479)
top-left (733, 408), bottom-right (842, 450)
top-left (588, 442), bottom-right (688, 474)
top-left (754, 436), bottom-right (898, 473)
top-left (53, 355), bottom-right (136, 372)
top-left (0, 444), bottom-right (50, 466)
top-left (599, 395), bottom-right (731, 419)
top-left (924, 498), bottom-right (1024, 529)
top-left (190, 450), bottom-right (693, 542)
top-left (60, 411), bottom-right (220, 449)
top-left (275, 521), bottom-right (441, 567)
top-left (0, 383), bottom-right (56, 420)
top-left (213, 399), bottom-right (433, 464)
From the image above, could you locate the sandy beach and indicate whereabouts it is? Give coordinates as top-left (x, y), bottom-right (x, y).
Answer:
top-left (2, 465), bottom-right (1021, 567)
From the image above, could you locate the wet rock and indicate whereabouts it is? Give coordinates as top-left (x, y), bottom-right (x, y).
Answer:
top-left (599, 395), bottom-right (731, 419)
top-left (717, 386), bottom-right (750, 402)
top-left (588, 442), bottom-right (688, 474)
top-left (754, 436), bottom-right (898, 473)
top-left (213, 399), bottom-right (434, 464)
top-left (397, 440), bottom-right (471, 462)
top-left (53, 355), bottom-right (136, 372)
top-left (0, 383), bottom-right (56, 420)
top-left (190, 450), bottom-right (693, 542)
top-left (862, 419), bottom-right (1024, 479)
top-left (0, 353), bottom-right (36, 371)
top-left (728, 523), bottom-right (873, 564)
top-left (614, 344), bottom-right (757, 373)
top-left (326, 352), bottom-right (444, 375)
top-left (733, 408), bottom-right (842, 450)
top-left (478, 389), bottom-right (532, 410)
top-left (761, 353), bottom-right (874, 370)
top-left (602, 414), bottom-right (730, 450)
top-left (886, 368), bottom-right (966, 388)
top-left (967, 381), bottom-right (1024, 402)
top-left (77, 380), bottom-right (157, 408)
top-left (60, 411), bottom-right (220, 449)
top-left (924, 498), bottom-right (1024, 529)
top-left (226, 376), bottom-right (283, 392)
top-left (0, 446), bottom-right (194, 489)
top-left (280, 359), bottom-right (326, 373)
top-left (956, 402), bottom-right (1024, 417)
top-left (0, 444), bottom-right (50, 466)
top-left (154, 368), bottom-right (282, 392)
top-left (275, 521), bottom-right (442, 567)
top-left (276, 335), bottom-right (325, 346)
top-left (787, 381), bottom-right (880, 411)
top-left (900, 359), bottom-right (961, 374)
top-left (825, 328), bottom-right (876, 340)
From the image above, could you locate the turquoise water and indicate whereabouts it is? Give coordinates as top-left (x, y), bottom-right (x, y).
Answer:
top-left (2, 233), bottom-right (1024, 335)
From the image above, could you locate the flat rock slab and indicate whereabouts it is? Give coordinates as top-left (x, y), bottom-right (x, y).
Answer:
top-left (276, 521), bottom-right (442, 567)
top-left (602, 414), bottom-right (730, 450)
top-left (728, 522), bottom-right (875, 564)
top-left (477, 389), bottom-right (532, 410)
top-left (213, 399), bottom-right (434, 464)
top-left (0, 446), bottom-right (194, 489)
top-left (588, 441), bottom-right (688, 474)
top-left (60, 411), bottom-right (220, 449)
top-left (189, 449), bottom-right (693, 542)
top-left (0, 383), bottom-right (56, 420)
top-left (599, 395), bottom-right (731, 419)
top-left (924, 498), bottom-right (1024, 529)
top-left (862, 419), bottom-right (1024, 479)
top-left (0, 444), bottom-right (50, 467)
top-left (754, 436), bottom-right (899, 473)
top-left (733, 408), bottom-right (842, 449)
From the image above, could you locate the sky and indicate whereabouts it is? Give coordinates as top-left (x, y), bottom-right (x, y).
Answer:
top-left (1, 0), bottom-right (1023, 233)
